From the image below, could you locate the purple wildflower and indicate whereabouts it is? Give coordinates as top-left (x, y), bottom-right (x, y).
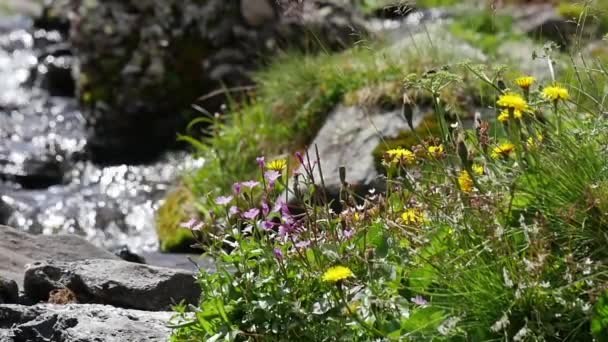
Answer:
top-left (343, 229), bottom-right (355, 240)
top-left (232, 182), bottom-right (242, 195)
top-left (264, 170), bottom-right (281, 185)
top-left (256, 156), bottom-right (265, 169)
top-left (215, 195), bottom-right (233, 206)
top-left (242, 208), bottom-right (260, 220)
top-left (411, 295), bottom-right (428, 307)
top-left (273, 248), bottom-right (284, 261)
top-left (228, 206), bottom-right (240, 217)
top-left (242, 180), bottom-right (260, 189)
top-left (180, 218), bottom-right (197, 229)
top-left (262, 201), bottom-right (270, 217)
top-left (295, 240), bottom-right (311, 249)
top-left (262, 221), bottom-right (276, 230)
top-left (295, 151), bottom-right (304, 164)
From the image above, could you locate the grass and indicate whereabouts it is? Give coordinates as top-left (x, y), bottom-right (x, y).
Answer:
top-left (156, 25), bottom-right (496, 251)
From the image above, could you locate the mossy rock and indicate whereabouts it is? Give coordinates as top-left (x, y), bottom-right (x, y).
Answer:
top-left (155, 186), bottom-right (198, 252)
top-left (372, 114), bottom-right (441, 171)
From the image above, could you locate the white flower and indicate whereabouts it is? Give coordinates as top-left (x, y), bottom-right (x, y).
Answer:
top-left (491, 313), bottom-right (510, 332)
top-left (437, 316), bottom-right (461, 336)
top-left (513, 325), bottom-right (529, 341)
top-left (503, 267), bottom-right (514, 288)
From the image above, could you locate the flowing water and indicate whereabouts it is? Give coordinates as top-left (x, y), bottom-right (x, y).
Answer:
top-left (0, 15), bottom-right (204, 253)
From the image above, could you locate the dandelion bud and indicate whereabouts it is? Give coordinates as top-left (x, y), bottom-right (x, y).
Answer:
top-left (497, 79), bottom-right (507, 91)
top-left (457, 137), bottom-right (470, 168)
top-left (402, 93), bottom-right (415, 131)
top-left (339, 166), bottom-right (346, 186)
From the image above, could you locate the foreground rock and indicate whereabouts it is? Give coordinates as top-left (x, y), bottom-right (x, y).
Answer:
top-left (0, 304), bottom-right (173, 342)
top-left (0, 225), bottom-right (119, 288)
top-left (0, 276), bottom-right (18, 304)
top-left (24, 259), bottom-right (199, 311)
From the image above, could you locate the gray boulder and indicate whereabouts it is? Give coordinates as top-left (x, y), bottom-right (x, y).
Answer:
top-left (296, 105), bottom-right (423, 200)
top-left (24, 259), bottom-right (199, 311)
top-left (0, 304), bottom-right (173, 342)
top-left (0, 225), bottom-right (119, 289)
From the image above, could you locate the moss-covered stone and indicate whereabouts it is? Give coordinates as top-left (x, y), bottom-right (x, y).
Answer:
top-left (372, 114), bottom-right (441, 170)
top-left (155, 186), bottom-right (197, 253)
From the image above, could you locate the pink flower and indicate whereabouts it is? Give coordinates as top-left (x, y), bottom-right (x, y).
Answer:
top-left (295, 240), bottom-right (311, 249)
top-left (256, 156), bottom-right (265, 168)
top-left (180, 218), bottom-right (197, 229)
top-left (262, 221), bottom-right (276, 230)
top-left (343, 229), bottom-right (355, 240)
top-left (180, 218), bottom-right (203, 231)
top-left (264, 170), bottom-right (281, 185)
top-left (262, 201), bottom-right (270, 217)
top-left (242, 180), bottom-right (260, 189)
top-left (229, 206), bottom-right (240, 217)
top-left (411, 295), bottom-right (428, 307)
top-left (215, 195), bottom-right (233, 206)
top-left (232, 182), bottom-right (242, 195)
top-left (242, 208), bottom-right (260, 220)
top-left (295, 151), bottom-right (304, 164)
top-left (273, 248), bottom-right (284, 261)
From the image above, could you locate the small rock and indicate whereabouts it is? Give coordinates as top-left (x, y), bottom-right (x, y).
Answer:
top-left (48, 288), bottom-right (77, 304)
top-left (113, 246), bottom-right (147, 264)
top-left (0, 304), bottom-right (174, 342)
top-left (0, 225), bottom-right (119, 289)
top-left (241, 0), bottom-right (276, 27)
top-left (24, 259), bottom-right (199, 311)
top-left (0, 276), bottom-right (18, 304)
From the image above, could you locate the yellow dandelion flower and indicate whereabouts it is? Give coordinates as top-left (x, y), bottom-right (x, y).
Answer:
top-left (497, 109), bottom-right (523, 123)
top-left (491, 142), bottom-right (516, 159)
top-left (353, 212), bottom-right (361, 222)
top-left (322, 266), bottom-right (354, 283)
top-left (401, 208), bottom-right (426, 225)
top-left (527, 133), bottom-right (544, 149)
top-left (497, 111), bottom-right (509, 123)
top-left (542, 85), bottom-right (569, 101)
top-left (458, 170), bottom-right (474, 193)
top-left (472, 163), bottom-right (484, 175)
top-left (514, 76), bottom-right (535, 89)
top-left (385, 148), bottom-right (415, 165)
top-left (497, 93), bottom-right (529, 112)
top-left (267, 159), bottom-right (287, 172)
top-left (427, 144), bottom-right (444, 158)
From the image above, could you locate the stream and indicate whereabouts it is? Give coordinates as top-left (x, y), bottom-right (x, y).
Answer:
top-left (0, 15), bottom-right (203, 254)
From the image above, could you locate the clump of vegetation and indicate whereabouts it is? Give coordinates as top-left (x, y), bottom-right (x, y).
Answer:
top-left (170, 52), bottom-right (608, 338)
top-left (158, 27), bottom-right (492, 251)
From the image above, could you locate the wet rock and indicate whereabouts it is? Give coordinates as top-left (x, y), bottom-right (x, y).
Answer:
top-left (0, 304), bottom-right (173, 342)
top-left (0, 225), bottom-right (119, 289)
top-left (37, 54), bottom-right (75, 97)
top-left (33, 0), bottom-right (71, 34)
top-left (113, 246), bottom-right (146, 264)
top-left (24, 259), bottom-right (199, 311)
top-left (0, 276), bottom-right (18, 304)
top-left (0, 141), bottom-right (68, 188)
top-left (62, 0), bottom-right (366, 163)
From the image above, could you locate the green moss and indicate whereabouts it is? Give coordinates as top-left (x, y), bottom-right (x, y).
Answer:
top-left (155, 186), bottom-right (197, 252)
